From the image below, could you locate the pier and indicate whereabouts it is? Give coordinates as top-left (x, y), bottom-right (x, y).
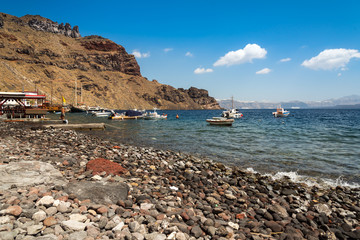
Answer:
top-left (43, 123), bottom-right (106, 131)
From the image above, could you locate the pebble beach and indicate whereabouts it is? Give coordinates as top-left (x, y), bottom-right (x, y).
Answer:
top-left (0, 122), bottom-right (359, 240)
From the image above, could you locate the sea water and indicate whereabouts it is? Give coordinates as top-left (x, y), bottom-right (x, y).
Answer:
top-left (56, 109), bottom-right (360, 187)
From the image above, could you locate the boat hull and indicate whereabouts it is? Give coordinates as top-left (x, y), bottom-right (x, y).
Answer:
top-left (273, 112), bottom-right (290, 117)
top-left (92, 112), bottom-right (111, 117)
top-left (206, 118), bottom-right (234, 126)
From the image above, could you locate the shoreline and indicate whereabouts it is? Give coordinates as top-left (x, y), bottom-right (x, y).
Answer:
top-left (0, 122), bottom-right (359, 239)
top-left (87, 124), bottom-right (360, 190)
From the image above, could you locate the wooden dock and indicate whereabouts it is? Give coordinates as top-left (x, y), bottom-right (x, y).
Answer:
top-left (43, 123), bottom-right (106, 131)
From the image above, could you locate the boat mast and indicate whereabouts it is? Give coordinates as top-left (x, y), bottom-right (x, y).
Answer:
top-left (75, 79), bottom-right (77, 106)
top-left (51, 81), bottom-right (53, 105)
top-left (231, 96), bottom-right (234, 109)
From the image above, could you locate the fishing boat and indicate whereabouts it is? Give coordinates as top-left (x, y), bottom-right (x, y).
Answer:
top-left (221, 96), bottom-right (243, 118)
top-left (206, 117), bottom-right (234, 126)
top-left (143, 109), bottom-right (167, 120)
top-left (273, 107), bottom-right (290, 117)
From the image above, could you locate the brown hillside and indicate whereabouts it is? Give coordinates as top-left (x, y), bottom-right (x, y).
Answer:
top-left (0, 13), bottom-right (220, 109)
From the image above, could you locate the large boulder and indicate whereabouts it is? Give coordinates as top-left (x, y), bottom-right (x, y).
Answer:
top-left (64, 181), bottom-right (129, 204)
top-left (0, 161), bottom-right (67, 190)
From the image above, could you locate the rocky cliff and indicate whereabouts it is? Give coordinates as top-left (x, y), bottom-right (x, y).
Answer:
top-left (0, 13), bottom-right (220, 110)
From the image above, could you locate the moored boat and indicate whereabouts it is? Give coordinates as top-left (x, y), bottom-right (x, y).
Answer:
top-left (206, 117), bottom-right (234, 126)
top-left (221, 108), bottom-right (243, 118)
top-left (92, 110), bottom-right (112, 117)
top-left (143, 109), bottom-right (167, 120)
top-left (273, 107), bottom-right (290, 117)
top-left (108, 109), bottom-right (144, 120)
top-left (221, 96), bottom-right (243, 118)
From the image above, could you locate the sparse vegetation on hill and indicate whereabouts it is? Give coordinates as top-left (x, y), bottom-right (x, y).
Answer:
top-left (0, 12), bottom-right (220, 110)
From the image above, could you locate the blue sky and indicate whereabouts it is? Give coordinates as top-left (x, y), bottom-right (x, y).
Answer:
top-left (2, 0), bottom-right (360, 101)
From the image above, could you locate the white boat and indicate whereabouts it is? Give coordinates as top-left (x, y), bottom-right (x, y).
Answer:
top-left (206, 117), bottom-right (234, 126)
top-left (221, 108), bottom-right (243, 118)
top-left (221, 96), bottom-right (243, 118)
top-left (92, 110), bottom-right (112, 117)
top-left (144, 109), bottom-right (167, 120)
top-left (273, 107), bottom-right (290, 117)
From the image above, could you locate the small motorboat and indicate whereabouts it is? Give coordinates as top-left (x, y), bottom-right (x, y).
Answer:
top-left (206, 117), bottom-right (234, 126)
top-left (92, 110), bottom-right (112, 117)
top-left (108, 109), bottom-right (144, 120)
top-left (273, 107), bottom-right (290, 117)
top-left (221, 109), bottom-right (243, 118)
top-left (109, 113), bottom-right (124, 120)
top-left (221, 97), bottom-right (243, 118)
top-left (144, 109), bottom-right (167, 120)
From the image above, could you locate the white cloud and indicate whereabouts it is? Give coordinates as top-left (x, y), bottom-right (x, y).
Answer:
top-left (256, 68), bottom-right (272, 75)
top-left (132, 50), bottom-right (150, 58)
top-left (185, 52), bottom-right (193, 57)
top-left (338, 73), bottom-right (342, 77)
top-left (213, 43), bottom-right (267, 67)
top-left (280, 58), bottom-right (291, 62)
top-left (301, 48), bottom-right (360, 70)
top-left (164, 48), bottom-right (173, 53)
top-left (194, 67), bottom-right (213, 74)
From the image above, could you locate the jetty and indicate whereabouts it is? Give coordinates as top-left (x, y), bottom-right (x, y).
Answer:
top-left (43, 122), bottom-right (105, 130)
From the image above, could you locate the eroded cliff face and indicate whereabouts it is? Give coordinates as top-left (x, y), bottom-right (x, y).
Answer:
top-left (0, 13), bottom-right (220, 109)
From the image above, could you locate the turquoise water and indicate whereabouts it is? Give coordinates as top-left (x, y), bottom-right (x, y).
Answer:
top-left (54, 109), bottom-right (360, 186)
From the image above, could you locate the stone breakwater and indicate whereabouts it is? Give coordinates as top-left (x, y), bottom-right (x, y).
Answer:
top-left (0, 122), bottom-right (359, 240)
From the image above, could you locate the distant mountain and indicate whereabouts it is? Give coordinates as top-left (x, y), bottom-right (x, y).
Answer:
top-left (326, 104), bottom-right (360, 109)
top-left (218, 95), bottom-right (360, 109)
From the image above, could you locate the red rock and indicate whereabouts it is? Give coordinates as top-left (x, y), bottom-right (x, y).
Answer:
top-left (157, 214), bottom-right (166, 220)
top-left (236, 213), bottom-right (246, 220)
top-left (62, 160), bottom-right (69, 166)
top-left (218, 212), bottom-right (231, 221)
top-left (113, 146), bottom-right (121, 149)
top-left (140, 209), bottom-right (150, 215)
top-left (79, 205), bottom-right (87, 213)
top-left (28, 187), bottom-right (39, 196)
top-left (44, 216), bottom-right (57, 226)
top-left (181, 211), bottom-right (190, 221)
top-left (97, 206), bottom-right (108, 214)
top-left (6, 205), bottom-right (22, 216)
top-left (57, 196), bottom-right (68, 202)
top-left (86, 158), bottom-right (127, 176)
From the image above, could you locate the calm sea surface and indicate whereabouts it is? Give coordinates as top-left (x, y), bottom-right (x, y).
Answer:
top-left (52, 109), bottom-right (360, 186)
